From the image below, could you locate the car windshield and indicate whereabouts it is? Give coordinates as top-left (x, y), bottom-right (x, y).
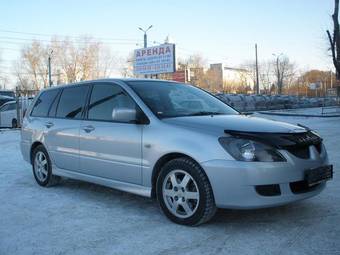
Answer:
top-left (127, 81), bottom-right (238, 118)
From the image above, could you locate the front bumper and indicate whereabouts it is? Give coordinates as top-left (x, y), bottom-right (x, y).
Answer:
top-left (201, 146), bottom-right (330, 209)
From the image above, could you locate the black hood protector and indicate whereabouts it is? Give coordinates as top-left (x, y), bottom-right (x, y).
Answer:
top-left (224, 129), bottom-right (322, 149)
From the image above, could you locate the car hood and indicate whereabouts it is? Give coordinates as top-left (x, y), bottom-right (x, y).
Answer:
top-left (162, 114), bottom-right (306, 134)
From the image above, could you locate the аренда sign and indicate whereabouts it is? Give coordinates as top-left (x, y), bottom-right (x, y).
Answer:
top-left (134, 44), bottom-right (176, 75)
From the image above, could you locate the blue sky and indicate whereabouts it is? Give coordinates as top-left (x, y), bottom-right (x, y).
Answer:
top-left (0, 0), bottom-right (335, 77)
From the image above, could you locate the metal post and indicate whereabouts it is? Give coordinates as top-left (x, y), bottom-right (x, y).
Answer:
top-left (144, 33), bottom-right (147, 48)
top-left (138, 26), bottom-right (152, 79)
top-left (48, 49), bottom-right (53, 87)
top-left (255, 44), bottom-right (259, 94)
top-left (15, 87), bottom-right (21, 128)
top-left (48, 55), bottom-right (52, 87)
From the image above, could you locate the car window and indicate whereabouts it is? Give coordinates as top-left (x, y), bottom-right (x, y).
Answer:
top-left (31, 89), bottom-right (59, 117)
top-left (0, 91), bottom-right (15, 98)
top-left (56, 85), bottom-right (89, 119)
top-left (88, 83), bottom-right (137, 122)
top-left (48, 90), bottom-right (61, 117)
top-left (128, 81), bottom-right (238, 118)
top-left (0, 104), bottom-right (9, 112)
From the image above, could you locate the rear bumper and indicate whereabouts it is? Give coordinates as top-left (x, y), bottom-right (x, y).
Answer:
top-left (201, 150), bottom-right (329, 209)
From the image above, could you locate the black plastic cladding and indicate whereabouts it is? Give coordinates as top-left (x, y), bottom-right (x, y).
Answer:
top-left (223, 130), bottom-right (323, 150)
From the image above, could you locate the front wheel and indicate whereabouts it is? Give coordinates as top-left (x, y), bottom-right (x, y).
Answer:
top-left (156, 157), bottom-right (216, 226)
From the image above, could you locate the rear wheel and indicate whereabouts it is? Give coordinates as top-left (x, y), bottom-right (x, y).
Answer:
top-left (156, 157), bottom-right (216, 226)
top-left (32, 145), bottom-right (60, 187)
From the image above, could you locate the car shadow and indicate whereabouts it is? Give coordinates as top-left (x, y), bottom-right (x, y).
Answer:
top-left (51, 177), bottom-right (329, 227)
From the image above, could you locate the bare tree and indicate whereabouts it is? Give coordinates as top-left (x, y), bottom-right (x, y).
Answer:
top-left (259, 61), bottom-right (273, 94)
top-left (327, 0), bottom-right (340, 80)
top-left (14, 37), bottom-right (120, 88)
top-left (272, 55), bottom-right (295, 94)
top-left (17, 41), bottom-right (49, 90)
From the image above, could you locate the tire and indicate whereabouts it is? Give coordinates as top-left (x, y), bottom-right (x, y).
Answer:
top-left (156, 157), bottom-right (216, 226)
top-left (32, 145), bottom-right (60, 187)
top-left (12, 119), bottom-right (18, 128)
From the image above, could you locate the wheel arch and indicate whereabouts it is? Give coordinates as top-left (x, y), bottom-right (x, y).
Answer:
top-left (30, 141), bottom-right (44, 164)
top-left (151, 152), bottom-right (206, 198)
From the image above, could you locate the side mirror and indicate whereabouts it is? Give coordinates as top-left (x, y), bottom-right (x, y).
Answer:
top-left (112, 107), bottom-right (138, 123)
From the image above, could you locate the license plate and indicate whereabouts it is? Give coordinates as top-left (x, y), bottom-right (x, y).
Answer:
top-left (305, 165), bottom-right (333, 187)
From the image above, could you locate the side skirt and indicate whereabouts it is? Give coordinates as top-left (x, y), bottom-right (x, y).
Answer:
top-left (53, 166), bottom-right (151, 198)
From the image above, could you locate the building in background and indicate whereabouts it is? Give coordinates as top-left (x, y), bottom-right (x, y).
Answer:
top-left (209, 63), bottom-right (254, 93)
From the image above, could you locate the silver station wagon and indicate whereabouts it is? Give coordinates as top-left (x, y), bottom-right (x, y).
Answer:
top-left (21, 79), bottom-right (333, 226)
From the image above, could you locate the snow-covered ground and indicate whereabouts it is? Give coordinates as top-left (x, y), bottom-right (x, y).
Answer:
top-left (0, 113), bottom-right (339, 255)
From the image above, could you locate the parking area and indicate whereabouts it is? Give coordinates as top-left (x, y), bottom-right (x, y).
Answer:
top-left (0, 112), bottom-right (339, 255)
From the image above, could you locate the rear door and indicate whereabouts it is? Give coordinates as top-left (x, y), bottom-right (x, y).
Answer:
top-left (78, 83), bottom-right (143, 184)
top-left (45, 85), bottom-right (90, 172)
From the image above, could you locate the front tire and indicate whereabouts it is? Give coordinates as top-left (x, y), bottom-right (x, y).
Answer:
top-left (156, 157), bottom-right (216, 226)
top-left (32, 145), bottom-right (60, 187)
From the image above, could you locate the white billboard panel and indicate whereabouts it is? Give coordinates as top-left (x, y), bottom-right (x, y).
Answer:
top-left (134, 44), bottom-right (176, 75)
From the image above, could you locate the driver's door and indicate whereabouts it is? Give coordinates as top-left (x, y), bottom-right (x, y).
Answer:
top-left (78, 83), bottom-right (143, 185)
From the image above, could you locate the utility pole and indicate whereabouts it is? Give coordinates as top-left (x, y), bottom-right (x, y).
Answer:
top-left (255, 44), bottom-right (259, 94)
top-left (138, 25), bottom-right (153, 78)
top-left (48, 49), bottom-right (53, 87)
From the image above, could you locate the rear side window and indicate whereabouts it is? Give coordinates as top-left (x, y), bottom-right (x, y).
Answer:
top-left (31, 89), bottom-right (59, 117)
top-left (56, 86), bottom-right (89, 119)
top-left (87, 84), bottom-right (137, 122)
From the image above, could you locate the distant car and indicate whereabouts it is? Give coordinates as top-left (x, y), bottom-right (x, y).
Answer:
top-left (0, 90), bottom-right (15, 98)
top-left (240, 95), bottom-right (256, 112)
top-left (0, 98), bottom-right (33, 128)
top-left (309, 98), bottom-right (322, 107)
top-left (298, 97), bottom-right (311, 108)
top-left (225, 94), bottom-right (245, 112)
top-left (0, 101), bottom-right (18, 128)
top-left (0, 95), bottom-right (14, 108)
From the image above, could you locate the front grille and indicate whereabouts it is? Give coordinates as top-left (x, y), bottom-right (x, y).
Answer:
top-left (282, 131), bottom-right (322, 159)
top-left (282, 131), bottom-right (322, 147)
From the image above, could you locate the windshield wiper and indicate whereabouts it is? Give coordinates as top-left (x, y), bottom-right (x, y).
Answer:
top-left (188, 111), bottom-right (224, 116)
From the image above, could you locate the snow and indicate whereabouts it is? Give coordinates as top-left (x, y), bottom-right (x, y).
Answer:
top-left (0, 112), bottom-right (340, 255)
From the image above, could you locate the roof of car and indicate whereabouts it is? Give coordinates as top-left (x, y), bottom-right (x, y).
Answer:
top-left (0, 95), bottom-right (14, 99)
top-left (42, 78), bottom-right (179, 92)
top-left (0, 100), bottom-right (16, 106)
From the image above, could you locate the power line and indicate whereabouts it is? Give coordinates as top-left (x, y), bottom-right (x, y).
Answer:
top-left (0, 38), bottom-right (139, 46)
top-left (0, 47), bottom-right (22, 52)
top-left (0, 29), bottom-right (139, 42)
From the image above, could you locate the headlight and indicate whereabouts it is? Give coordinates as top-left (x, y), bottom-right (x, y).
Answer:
top-left (219, 137), bottom-right (286, 162)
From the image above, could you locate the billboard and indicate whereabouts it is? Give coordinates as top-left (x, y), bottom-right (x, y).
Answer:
top-left (171, 70), bottom-right (186, 83)
top-left (134, 44), bottom-right (176, 75)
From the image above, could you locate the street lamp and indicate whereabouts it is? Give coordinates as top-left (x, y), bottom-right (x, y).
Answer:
top-left (138, 25), bottom-right (153, 48)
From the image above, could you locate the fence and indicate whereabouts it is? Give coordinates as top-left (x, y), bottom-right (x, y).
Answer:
top-left (12, 89), bottom-right (39, 128)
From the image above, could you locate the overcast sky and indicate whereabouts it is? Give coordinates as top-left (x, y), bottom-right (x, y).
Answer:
top-left (0, 0), bottom-right (336, 84)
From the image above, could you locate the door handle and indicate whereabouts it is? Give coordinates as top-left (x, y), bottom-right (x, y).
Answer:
top-left (45, 121), bottom-right (54, 128)
top-left (82, 125), bottom-right (95, 133)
